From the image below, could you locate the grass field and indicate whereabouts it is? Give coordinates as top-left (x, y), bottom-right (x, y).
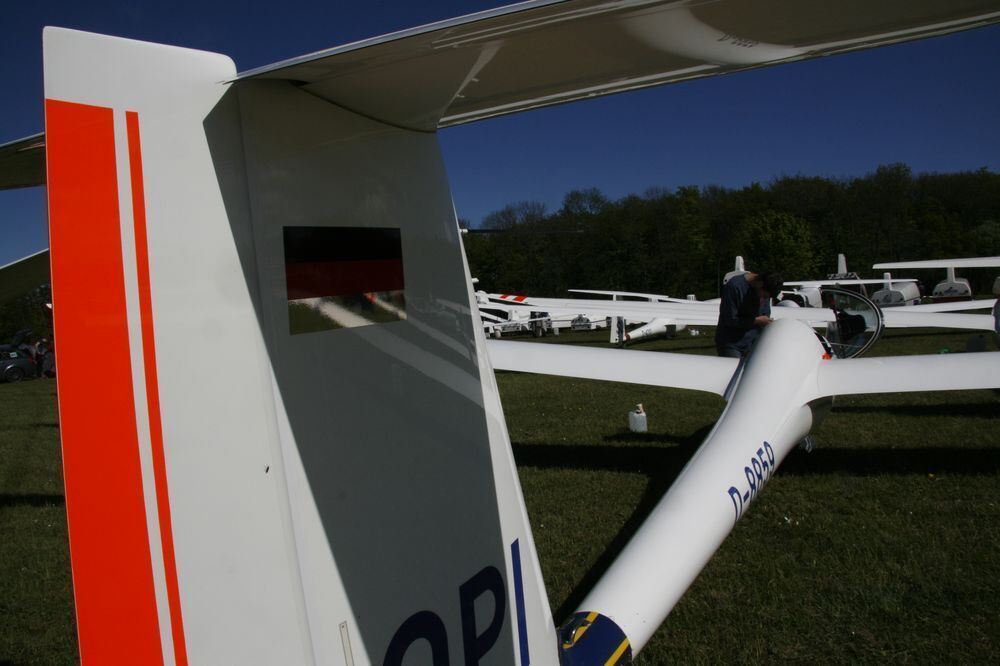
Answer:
top-left (1, 327), bottom-right (997, 664)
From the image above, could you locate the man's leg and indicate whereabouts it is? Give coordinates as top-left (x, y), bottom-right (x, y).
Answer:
top-left (716, 343), bottom-right (742, 359)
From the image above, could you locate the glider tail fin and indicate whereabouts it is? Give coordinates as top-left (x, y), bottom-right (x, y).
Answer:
top-left (45, 27), bottom-right (554, 665)
top-left (610, 315), bottom-right (626, 345)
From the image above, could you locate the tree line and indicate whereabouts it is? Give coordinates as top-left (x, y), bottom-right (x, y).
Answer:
top-left (462, 164), bottom-right (1000, 299)
top-left (3, 164), bottom-right (999, 343)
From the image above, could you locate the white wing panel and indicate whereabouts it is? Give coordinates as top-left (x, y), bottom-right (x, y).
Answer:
top-left (904, 299), bottom-right (997, 312)
top-left (487, 340), bottom-right (737, 395)
top-left (874, 256), bottom-right (1000, 269)
top-left (567, 288), bottom-right (692, 303)
top-left (817, 352), bottom-right (1000, 396)
top-left (882, 309), bottom-right (996, 331)
top-left (784, 278), bottom-right (915, 286)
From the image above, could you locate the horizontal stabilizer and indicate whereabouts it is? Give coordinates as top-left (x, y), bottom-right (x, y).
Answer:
top-left (487, 340), bottom-right (737, 396)
top-left (0, 249), bottom-right (50, 303)
top-left (0, 133), bottom-right (46, 190)
top-left (817, 352), bottom-right (1000, 396)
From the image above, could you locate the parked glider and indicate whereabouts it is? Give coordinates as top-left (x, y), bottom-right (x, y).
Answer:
top-left (874, 256), bottom-right (1000, 300)
top-left (485, 289), bottom-right (997, 348)
top-left (3, 1), bottom-right (1000, 664)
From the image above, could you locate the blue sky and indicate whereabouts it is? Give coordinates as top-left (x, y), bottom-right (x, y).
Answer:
top-left (2, 0), bottom-right (999, 266)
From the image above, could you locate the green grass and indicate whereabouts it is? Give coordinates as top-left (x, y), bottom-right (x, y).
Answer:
top-left (0, 328), bottom-right (997, 663)
top-left (0, 379), bottom-right (77, 665)
top-left (505, 327), bottom-right (1000, 663)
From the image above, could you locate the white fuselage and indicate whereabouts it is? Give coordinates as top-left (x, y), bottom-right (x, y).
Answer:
top-left (578, 318), bottom-right (830, 652)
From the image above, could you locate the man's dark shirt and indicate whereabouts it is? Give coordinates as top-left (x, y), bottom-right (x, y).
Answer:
top-left (715, 273), bottom-right (770, 356)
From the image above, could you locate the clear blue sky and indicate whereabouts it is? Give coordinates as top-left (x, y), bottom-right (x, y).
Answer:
top-left (2, 0), bottom-right (999, 266)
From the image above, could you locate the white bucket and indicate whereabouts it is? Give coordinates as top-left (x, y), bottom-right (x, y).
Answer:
top-left (629, 404), bottom-right (647, 433)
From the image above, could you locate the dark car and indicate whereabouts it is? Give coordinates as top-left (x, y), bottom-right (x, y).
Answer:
top-left (0, 345), bottom-right (35, 383)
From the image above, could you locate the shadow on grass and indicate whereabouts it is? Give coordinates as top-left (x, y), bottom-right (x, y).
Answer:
top-left (833, 403), bottom-right (997, 418)
top-left (514, 434), bottom-right (1000, 623)
top-left (781, 446), bottom-right (1000, 476)
top-left (514, 423), bottom-right (714, 624)
top-left (0, 493), bottom-right (65, 508)
top-left (623, 343), bottom-right (714, 354)
top-left (513, 441), bottom-right (692, 475)
top-left (882, 329), bottom-right (964, 340)
top-left (602, 431), bottom-right (691, 444)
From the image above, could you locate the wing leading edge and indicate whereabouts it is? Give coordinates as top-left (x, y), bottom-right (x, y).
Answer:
top-left (488, 335), bottom-right (1000, 399)
top-left (487, 339), bottom-right (738, 395)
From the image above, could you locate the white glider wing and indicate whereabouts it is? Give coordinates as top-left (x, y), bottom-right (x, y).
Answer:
top-left (817, 352), bottom-right (1000, 396)
top-left (881, 309), bottom-right (996, 331)
top-left (874, 256), bottom-right (1000, 269)
top-left (240, 0), bottom-right (1000, 131)
top-left (568, 288), bottom-right (693, 303)
top-left (784, 278), bottom-right (916, 286)
top-left (905, 299), bottom-right (997, 312)
top-left (488, 339), bottom-right (737, 395)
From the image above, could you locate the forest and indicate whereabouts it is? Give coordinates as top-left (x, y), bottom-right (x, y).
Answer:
top-left (462, 164), bottom-right (1000, 300)
top-left (3, 163), bottom-right (1000, 342)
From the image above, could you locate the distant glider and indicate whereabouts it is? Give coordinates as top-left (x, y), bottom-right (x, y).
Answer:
top-left (874, 256), bottom-right (1000, 300)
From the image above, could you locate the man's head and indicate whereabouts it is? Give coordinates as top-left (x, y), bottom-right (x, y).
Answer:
top-left (759, 272), bottom-right (784, 301)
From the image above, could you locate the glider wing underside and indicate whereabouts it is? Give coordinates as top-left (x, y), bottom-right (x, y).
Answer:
top-left (0, 249), bottom-right (50, 303)
top-left (0, 133), bottom-right (46, 190)
top-left (241, 0), bottom-right (1000, 131)
top-left (7, 0), bottom-right (1000, 190)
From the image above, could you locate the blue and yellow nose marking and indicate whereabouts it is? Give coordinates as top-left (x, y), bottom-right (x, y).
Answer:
top-left (559, 611), bottom-right (631, 665)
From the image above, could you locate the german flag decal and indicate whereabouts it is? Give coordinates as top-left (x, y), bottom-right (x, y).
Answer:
top-left (283, 226), bottom-right (406, 334)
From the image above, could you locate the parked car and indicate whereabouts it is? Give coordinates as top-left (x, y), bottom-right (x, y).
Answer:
top-left (0, 345), bottom-right (35, 383)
